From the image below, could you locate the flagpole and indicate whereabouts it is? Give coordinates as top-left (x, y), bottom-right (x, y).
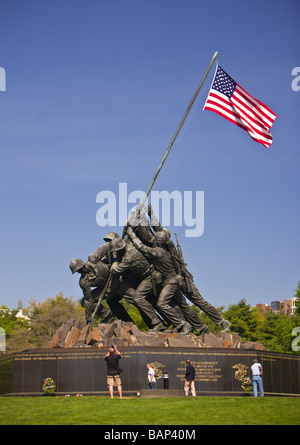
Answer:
top-left (141, 51), bottom-right (219, 205)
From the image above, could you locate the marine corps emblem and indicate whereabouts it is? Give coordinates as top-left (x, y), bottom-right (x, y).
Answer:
top-left (151, 362), bottom-right (165, 379)
top-left (232, 363), bottom-right (248, 381)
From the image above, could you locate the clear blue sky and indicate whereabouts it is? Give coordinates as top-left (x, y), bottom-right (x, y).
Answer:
top-left (0, 0), bottom-right (299, 311)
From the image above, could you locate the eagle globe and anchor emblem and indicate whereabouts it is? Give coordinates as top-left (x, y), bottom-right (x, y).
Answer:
top-left (150, 362), bottom-right (166, 379)
top-left (232, 363), bottom-right (249, 381)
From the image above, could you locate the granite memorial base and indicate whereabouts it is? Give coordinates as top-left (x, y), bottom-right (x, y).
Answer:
top-left (10, 346), bottom-right (300, 397)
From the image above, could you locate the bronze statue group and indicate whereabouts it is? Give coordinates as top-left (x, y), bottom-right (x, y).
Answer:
top-left (70, 205), bottom-right (230, 335)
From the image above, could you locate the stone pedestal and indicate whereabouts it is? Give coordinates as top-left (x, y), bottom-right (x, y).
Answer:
top-left (46, 318), bottom-right (264, 350)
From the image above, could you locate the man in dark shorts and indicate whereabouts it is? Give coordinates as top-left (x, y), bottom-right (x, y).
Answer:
top-left (104, 345), bottom-right (123, 399)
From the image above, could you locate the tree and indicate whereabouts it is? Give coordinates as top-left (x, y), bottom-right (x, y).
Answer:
top-left (3, 293), bottom-right (85, 352)
top-left (25, 292), bottom-right (85, 347)
top-left (120, 299), bottom-right (149, 331)
top-left (256, 311), bottom-right (296, 353)
top-left (0, 304), bottom-right (31, 352)
top-left (222, 299), bottom-right (261, 341)
top-left (0, 305), bottom-right (29, 337)
top-left (294, 280), bottom-right (300, 317)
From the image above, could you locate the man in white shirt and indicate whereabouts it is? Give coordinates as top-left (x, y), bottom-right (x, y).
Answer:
top-left (251, 359), bottom-right (264, 397)
top-left (147, 363), bottom-right (157, 389)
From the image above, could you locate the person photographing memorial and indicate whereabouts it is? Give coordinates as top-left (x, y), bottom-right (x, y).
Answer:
top-left (105, 345), bottom-right (123, 399)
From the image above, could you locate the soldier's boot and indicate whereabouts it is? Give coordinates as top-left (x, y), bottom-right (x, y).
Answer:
top-left (149, 321), bottom-right (166, 332)
top-left (220, 319), bottom-right (230, 333)
top-left (199, 325), bottom-right (210, 334)
top-left (100, 313), bottom-right (115, 324)
top-left (179, 322), bottom-right (192, 335)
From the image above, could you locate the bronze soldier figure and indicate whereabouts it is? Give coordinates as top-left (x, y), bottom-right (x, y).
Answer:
top-left (69, 258), bottom-right (113, 324)
top-left (110, 238), bottom-right (166, 331)
top-left (122, 208), bottom-right (208, 332)
top-left (88, 231), bottom-right (120, 265)
top-left (104, 238), bottom-right (158, 327)
top-left (148, 205), bottom-right (230, 333)
top-left (127, 227), bottom-right (192, 334)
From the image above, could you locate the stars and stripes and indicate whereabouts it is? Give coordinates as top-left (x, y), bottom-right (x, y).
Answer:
top-left (203, 65), bottom-right (278, 148)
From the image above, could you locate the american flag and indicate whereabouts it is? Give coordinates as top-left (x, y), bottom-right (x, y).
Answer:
top-left (203, 65), bottom-right (278, 148)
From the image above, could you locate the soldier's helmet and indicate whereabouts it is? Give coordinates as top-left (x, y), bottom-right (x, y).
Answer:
top-left (103, 232), bottom-right (120, 242)
top-left (110, 238), bottom-right (126, 252)
top-left (156, 231), bottom-right (169, 246)
top-left (69, 258), bottom-right (85, 274)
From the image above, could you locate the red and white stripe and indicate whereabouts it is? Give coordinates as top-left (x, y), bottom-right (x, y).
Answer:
top-left (204, 78), bottom-right (277, 148)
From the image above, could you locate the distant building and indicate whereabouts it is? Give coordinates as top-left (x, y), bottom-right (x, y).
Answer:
top-left (15, 310), bottom-right (30, 321)
top-left (256, 298), bottom-right (297, 317)
top-left (281, 298), bottom-right (297, 317)
top-left (271, 300), bottom-right (282, 314)
top-left (256, 303), bottom-right (271, 314)
top-left (0, 308), bottom-right (30, 321)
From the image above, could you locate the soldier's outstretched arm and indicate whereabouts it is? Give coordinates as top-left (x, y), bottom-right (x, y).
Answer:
top-left (127, 227), bottom-right (146, 251)
top-left (147, 204), bottom-right (163, 233)
top-left (110, 260), bottom-right (128, 276)
top-left (88, 243), bottom-right (110, 264)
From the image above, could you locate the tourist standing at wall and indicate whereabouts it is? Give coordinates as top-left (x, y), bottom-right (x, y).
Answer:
top-left (251, 359), bottom-right (264, 397)
top-left (184, 360), bottom-right (196, 397)
top-left (146, 363), bottom-right (157, 389)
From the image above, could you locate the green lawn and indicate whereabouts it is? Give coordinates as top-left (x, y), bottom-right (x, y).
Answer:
top-left (0, 396), bottom-right (299, 425)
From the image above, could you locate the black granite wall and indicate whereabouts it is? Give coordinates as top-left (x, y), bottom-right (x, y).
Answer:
top-left (13, 347), bottom-right (300, 395)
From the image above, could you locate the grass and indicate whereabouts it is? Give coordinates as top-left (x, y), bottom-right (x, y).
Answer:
top-left (0, 396), bottom-right (299, 425)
